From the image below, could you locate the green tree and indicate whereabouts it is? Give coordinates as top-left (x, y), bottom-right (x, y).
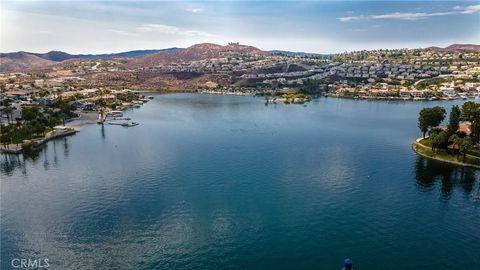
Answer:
top-left (1, 105), bottom-right (14, 124)
top-left (418, 106), bottom-right (447, 138)
top-left (459, 137), bottom-right (473, 162)
top-left (429, 131), bottom-right (439, 151)
top-left (451, 135), bottom-right (474, 161)
top-left (461, 102), bottom-right (480, 143)
top-left (431, 131), bottom-right (449, 151)
top-left (21, 106), bottom-right (40, 121)
top-left (448, 134), bottom-right (462, 154)
top-left (447, 105), bottom-right (461, 136)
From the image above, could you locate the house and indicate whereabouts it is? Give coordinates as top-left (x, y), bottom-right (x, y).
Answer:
top-left (37, 97), bottom-right (56, 106)
top-left (440, 87), bottom-right (456, 98)
top-left (82, 102), bottom-right (95, 111)
top-left (458, 122), bottom-right (472, 136)
top-left (4, 90), bottom-right (28, 100)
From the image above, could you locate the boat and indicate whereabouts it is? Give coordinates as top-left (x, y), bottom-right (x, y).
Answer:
top-left (107, 110), bottom-right (123, 117)
top-left (148, 96), bottom-right (154, 99)
top-left (121, 122), bottom-right (139, 127)
top-left (108, 121), bottom-right (138, 127)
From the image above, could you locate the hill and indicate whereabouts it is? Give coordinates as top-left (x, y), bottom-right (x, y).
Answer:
top-left (128, 43), bottom-right (266, 68)
top-left (444, 44), bottom-right (480, 52)
top-left (428, 44), bottom-right (480, 52)
top-left (0, 52), bottom-right (55, 73)
top-left (0, 48), bottom-right (182, 72)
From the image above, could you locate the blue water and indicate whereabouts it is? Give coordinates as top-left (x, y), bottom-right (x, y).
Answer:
top-left (1, 94), bottom-right (479, 270)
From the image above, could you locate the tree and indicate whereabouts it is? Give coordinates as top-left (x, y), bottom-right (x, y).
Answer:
top-left (447, 105), bottom-right (461, 136)
top-left (1, 106), bottom-right (13, 124)
top-left (448, 134), bottom-right (462, 154)
top-left (449, 135), bottom-right (473, 161)
top-left (449, 134), bottom-right (473, 162)
top-left (21, 106), bottom-right (40, 121)
top-left (459, 137), bottom-right (473, 162)
top-left (461, 102), bottom-right (480, 143)
top-left (431, 131), bottom-right (449, 151)
top-left (418, 106), bottom-right (447, 138)
top-left (429, 131), bottom-right (439, 151)
top-left (55, 98), bottom-right (75, 126)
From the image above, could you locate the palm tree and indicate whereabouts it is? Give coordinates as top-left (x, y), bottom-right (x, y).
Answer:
top-left (448, 134), bottom-right (462, 155)
top-left (3, 106), bottom-right (14, 124)
top-left (459, 137), bottom-right (473, 162)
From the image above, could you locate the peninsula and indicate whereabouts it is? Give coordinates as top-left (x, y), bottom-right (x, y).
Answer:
top-left (412, 101), bottom-right (480, 168)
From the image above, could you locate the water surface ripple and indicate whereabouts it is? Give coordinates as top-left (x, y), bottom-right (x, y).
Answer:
top-left (1, 94), bottom-right (479, 270)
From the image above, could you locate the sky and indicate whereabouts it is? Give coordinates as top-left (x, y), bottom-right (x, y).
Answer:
top-left (1, 0), bottom-right (479, 54)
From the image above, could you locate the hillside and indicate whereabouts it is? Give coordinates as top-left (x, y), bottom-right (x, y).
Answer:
top-left (128, 43), bottom-right (266, 68)
top-left (1, 43), bottom-right (478, 73)
top-left (0, 49), bottom-right (181, 72)
top-left (0, 52), bottom-right (55, 72)
top-left (444, 44), bottom-right (480, 52)
top-left (428, 44), bottom-right (480, 52)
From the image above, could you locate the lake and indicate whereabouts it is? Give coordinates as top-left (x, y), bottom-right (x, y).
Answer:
top-left (1, 94), bottom-right (479, 270)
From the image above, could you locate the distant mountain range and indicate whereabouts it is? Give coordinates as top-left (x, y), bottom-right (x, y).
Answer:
top-left (0, 48), bottom-right (180, 72)
top-left (0, 43), bottom-right (479, 73)
top-left (0, 48), bottom-right (181, 62)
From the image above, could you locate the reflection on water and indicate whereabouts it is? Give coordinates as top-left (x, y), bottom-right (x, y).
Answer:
top-left (0, 136), bottom-right (72, 176)
top-left (100, 124), bottom-right (106, 141)
top-left (414, 156), bottom-right (479, 200)
top-left (0, 154), bottom-right (24, 176)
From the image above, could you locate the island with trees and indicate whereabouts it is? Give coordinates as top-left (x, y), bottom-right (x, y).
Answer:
top-left (413, 101), bottom-right (480, 168)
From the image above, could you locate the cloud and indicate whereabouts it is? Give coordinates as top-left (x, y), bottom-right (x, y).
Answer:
top-left (137, 24), bottom-right (179, 34)
top-left (454, 4), bottom-right (480, 14)
top-left (339, 4), bottom-right (480, 22)
top-left (107, 29), bottom-right (140, 37)
top-left (186, 8), bottom-right (203, 13)
top-left (136, 23), bottom-right (215, 37)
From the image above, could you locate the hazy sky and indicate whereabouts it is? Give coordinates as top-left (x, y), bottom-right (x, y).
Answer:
top-left (1, 0), bottom-right (479, 54)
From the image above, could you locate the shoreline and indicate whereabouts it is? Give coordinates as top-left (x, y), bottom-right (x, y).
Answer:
top-left (142, 89), bottom-right (479, 102)
top-left (0, 128), bottom-right (78, 154)
top-left (412, 138), bottom-right (480, 169)
top-left (65, 111), bottom-right (100, 129)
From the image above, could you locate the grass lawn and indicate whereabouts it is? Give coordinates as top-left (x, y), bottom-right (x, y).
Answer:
top-left (470, 146), bottom-right (480, 158)
top-left (419, 138), bottom-right (432, 147)
top-left (419, 137), bottom-right (480, 159)
top-left (413, 143), bottom-right (480, 167)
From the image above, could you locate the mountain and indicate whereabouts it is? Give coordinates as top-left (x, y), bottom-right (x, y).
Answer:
top-left (30, 51), bottom-right (78, 61)
top-left (0, 52), bottom-right (55, 73)
top-left (0, 48), bottom-right (182, 72)
top-left (444, 44), bottom-right (480, 52)
top-left (129, 43), bottom-right (266, 68)
top-left (90, 48), bottom-right (182, 58)
top-left (428, 44), bottom-right (480, 52)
